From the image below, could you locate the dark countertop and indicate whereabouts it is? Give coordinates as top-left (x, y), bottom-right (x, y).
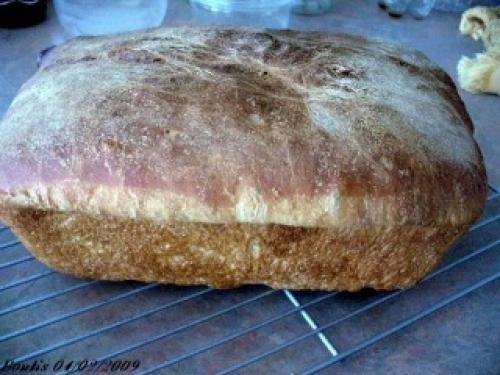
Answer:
top-left (0, 1), bottom-right (499, 374)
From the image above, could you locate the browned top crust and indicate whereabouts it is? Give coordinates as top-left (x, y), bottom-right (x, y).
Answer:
top-left (0, 27), bottom-right (487, 228)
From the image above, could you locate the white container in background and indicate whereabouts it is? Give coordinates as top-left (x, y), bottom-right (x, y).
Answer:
top-left (190, 0), bottom-right (293, 29)
top-left (53, 0), bottom-right (168, 36)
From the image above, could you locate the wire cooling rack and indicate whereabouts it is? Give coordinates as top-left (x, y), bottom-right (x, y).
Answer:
top-left (0, 186), bottom-right (499, 374)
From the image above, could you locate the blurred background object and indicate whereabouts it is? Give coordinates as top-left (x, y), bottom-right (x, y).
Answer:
top-left (379, 0), bottom-right (500, 18)
top-left (436, 0), bottom-right (500, 11)
top-left (0, 0), bottom-right (47, 28)
top-left (190, 0), bottom-right (293, 28)
top-left (291, 0), bottom-right (333, 15)
top-left (379, 0), bottom-right (437, 19)
top-left (53, 0), bottom-right (168, 36)
top-left (435, 0), bottom-right (473, 11)
top-left (457, 5), bottom-right (500, 95)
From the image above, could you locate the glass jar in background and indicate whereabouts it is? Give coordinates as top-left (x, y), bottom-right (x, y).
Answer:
top-left (190, 0), bottom-right (293, 29)
top-left (53, 0), bottom-right (168, 36)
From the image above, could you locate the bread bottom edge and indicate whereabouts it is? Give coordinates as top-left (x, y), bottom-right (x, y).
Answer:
top-left (0, 207), bottom-right (470, 291)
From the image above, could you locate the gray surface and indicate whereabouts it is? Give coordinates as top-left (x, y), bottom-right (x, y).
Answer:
top-left (0, 1), bottom-right (499, 374)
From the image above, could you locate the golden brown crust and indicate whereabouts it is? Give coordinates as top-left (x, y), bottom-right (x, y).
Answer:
top-left (1, 207), bottom-right (468, 291)
top-left (0, 27), bottom-right (487, 228)
top-left (0, 27), bottom-right (487, 290)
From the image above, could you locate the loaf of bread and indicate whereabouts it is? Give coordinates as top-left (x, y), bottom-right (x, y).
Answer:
top-left (0, 27), bottom-right (487, 291)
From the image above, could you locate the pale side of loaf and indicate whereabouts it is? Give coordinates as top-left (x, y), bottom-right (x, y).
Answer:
top-left (0, 27), bottom-right (487, 291)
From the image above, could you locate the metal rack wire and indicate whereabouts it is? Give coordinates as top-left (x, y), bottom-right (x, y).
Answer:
top-left (0, 186), bottom-right (499, 374)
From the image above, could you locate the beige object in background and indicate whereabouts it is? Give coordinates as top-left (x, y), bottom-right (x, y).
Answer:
top-left (459, 6), bottom-right (500, 43)
top-left (458, 47), bottom-right (500, 95)
top-left (0, 27), bottom-right (487, 291)
top-left (458, 6), bottom-right (500, 95)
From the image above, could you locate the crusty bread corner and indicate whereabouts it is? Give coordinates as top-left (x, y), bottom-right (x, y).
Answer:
top-left (0, 27), bottom-right (487, 290)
